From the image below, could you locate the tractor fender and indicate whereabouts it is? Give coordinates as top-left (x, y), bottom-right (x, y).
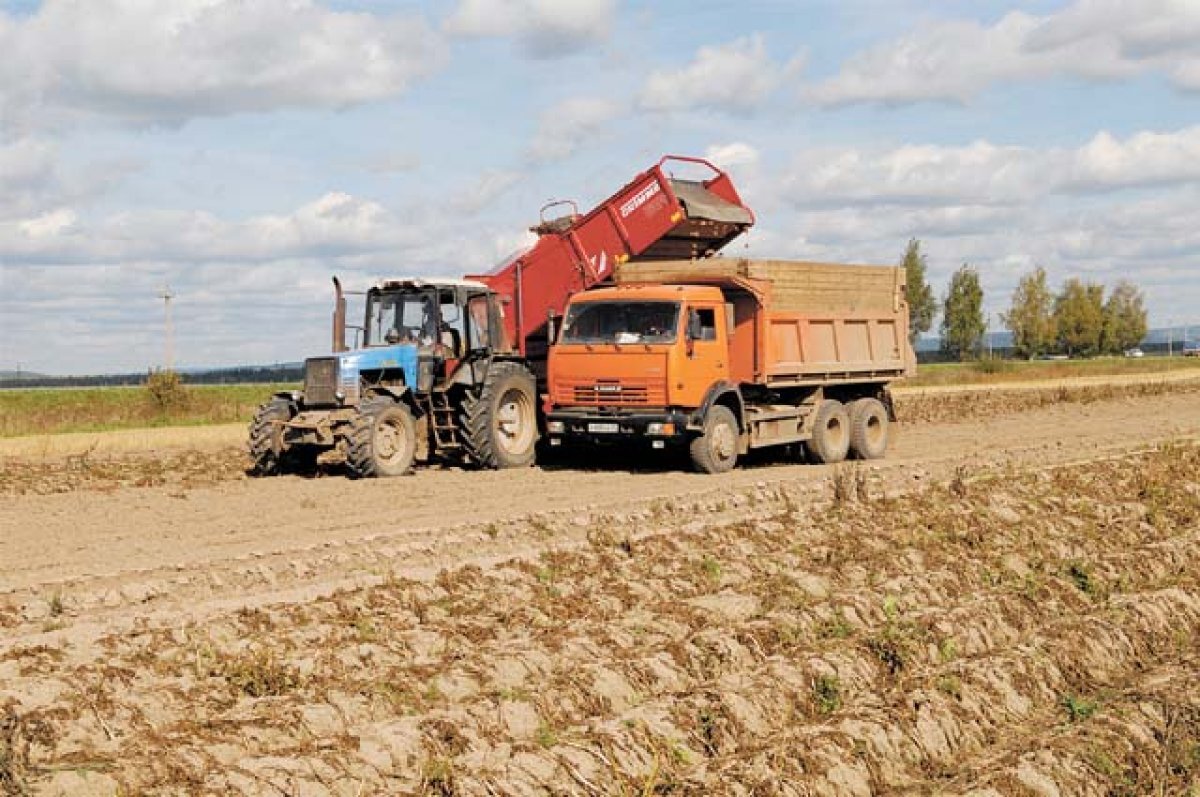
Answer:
top-left (270, 390), bottom-right (301, 411)
top-left (688, 382), bottom-right (746, 432)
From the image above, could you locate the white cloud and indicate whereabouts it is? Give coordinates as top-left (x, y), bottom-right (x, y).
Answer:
top-left (526, 97), bottom-right (623, 163)
top-left (1068, 127), bottom-right (1200, 190)
top-left (704, 142), bottom-right (760, 169)
top-left (449, 170), bottom-right (524, 214)
top-left (639, 35), bottom-right (802, 113)
top-left (0, 137), bottom-right (132, 218)
top-left (1, 191), bottom-right (415, 264)
top-left (18, 208), bottom-right (79, 239)
top-left (0, 0), bottom-right (445, 131)
top-left (445, 0), bottom-right (616, 58)
top-left (777, 127), bottom-right (1200, 208)
top-left (781, 140), bottom-right (1052, 207)
top-left (808, 0), bottom-right (1200, 105)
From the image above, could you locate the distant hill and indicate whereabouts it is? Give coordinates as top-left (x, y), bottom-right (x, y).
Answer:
top-left (0, 363), bottom-right (303, 389)
top-left (0, 370), bottom-right (48, 382)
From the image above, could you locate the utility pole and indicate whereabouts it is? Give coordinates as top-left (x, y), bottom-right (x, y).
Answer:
top-left (160, 285), bottom-right (175, 372)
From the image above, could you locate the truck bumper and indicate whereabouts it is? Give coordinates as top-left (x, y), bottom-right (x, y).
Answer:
top-left (545, 408), bottom-right (692, 448)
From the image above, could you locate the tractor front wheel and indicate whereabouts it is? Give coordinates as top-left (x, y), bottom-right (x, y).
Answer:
top-left (347, 399), bottom-right (417, 478)
top-left (247, 398), bottom-right (293, 476)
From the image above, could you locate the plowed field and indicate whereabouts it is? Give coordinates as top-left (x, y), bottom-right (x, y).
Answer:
top-left (1, 382), bottom-right (1199, 796)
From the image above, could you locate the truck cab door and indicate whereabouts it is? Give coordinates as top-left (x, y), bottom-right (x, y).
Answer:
top-left (678, 305), bottom-right (729, 407)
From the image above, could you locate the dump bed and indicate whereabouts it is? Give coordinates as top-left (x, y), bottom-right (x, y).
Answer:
top-left (468, 156), bottom-right (754, 368)
top-left (615, 257), bottom-right (916, 385)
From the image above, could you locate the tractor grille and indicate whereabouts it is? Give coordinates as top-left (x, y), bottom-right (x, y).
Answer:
top-left (304, 357), bottom-right (339, 406)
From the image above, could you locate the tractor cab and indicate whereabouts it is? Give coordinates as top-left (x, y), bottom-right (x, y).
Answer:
top-left (302, 277), bottom-right (505, 409)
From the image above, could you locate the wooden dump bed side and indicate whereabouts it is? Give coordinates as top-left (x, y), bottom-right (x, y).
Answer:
top-left (615, 258), bottom-right (916, 386)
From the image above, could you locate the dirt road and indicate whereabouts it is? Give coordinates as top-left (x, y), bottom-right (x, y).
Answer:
top-left (1, 389), bottom-right (1197, 628)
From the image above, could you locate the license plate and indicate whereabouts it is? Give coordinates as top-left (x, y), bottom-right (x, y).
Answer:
top-left (588, 422), bottom-right (620, 434)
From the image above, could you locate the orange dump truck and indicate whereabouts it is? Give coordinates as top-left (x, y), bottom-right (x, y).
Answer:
top-left (544, 257), bottom-right (916, 472)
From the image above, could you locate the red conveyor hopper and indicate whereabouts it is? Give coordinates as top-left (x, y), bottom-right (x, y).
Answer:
top-left (468, 155), bottom-right (755, 365)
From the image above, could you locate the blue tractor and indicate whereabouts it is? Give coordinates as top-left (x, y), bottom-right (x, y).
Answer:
top-left (247, 277), bottom-right (539, 477)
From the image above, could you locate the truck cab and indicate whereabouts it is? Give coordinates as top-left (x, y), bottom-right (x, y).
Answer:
top-left (546, 284), bottom-right (741, 459)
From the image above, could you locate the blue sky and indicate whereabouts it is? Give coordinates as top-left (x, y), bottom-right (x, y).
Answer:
top-left (1, 0), bottom-right (1198, 374)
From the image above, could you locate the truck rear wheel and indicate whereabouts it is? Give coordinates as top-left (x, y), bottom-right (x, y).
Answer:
top-left (347, 399), bottom-right (417, 478)
top-left (247, 398), bottom-right (292, 476)
top-left (849, 397), bottom-right (889, 460)
top-left (808, 400), bottom-right (850, 464)
top-left (689, 405), bottom-right (739, 474)
top-left (460, 361), bottom-right (538, 469)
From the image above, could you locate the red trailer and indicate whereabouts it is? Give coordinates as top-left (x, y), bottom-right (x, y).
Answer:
top-left (468, 155), bottom-right (755, 376)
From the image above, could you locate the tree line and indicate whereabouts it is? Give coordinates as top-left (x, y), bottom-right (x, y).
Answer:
top-left (902, 239), bottom-right (1149, 360)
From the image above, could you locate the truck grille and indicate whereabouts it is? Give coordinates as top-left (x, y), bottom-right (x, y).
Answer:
top-left (567, 380), bottom-right (663, 406)
top-left (304, 357), bottom-right (339, 406)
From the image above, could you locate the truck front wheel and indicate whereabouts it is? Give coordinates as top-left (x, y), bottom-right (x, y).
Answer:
top-left (460, 362), bottom-right (538, 469)
top-left (689, 405), bottom-right (739, 474)
top-left (808, 400), bottom-right (850, 464)
top-left (347, 399), bottom-right (417, 478)
top-left (849, 398), bottom-right (889, 460)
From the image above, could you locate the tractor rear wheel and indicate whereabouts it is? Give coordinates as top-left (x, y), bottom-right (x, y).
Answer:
top-left (808, 399), bottom-right (850, 464)
top-left (848, 397), bottom-right (889, 460)
top-left (689, 404), bottom-right (739, 474)
top-left (346, 399), bottom-right (417, 478)
top-left (247, 398), bottom-right (293, 476)
top-left (459, 361), bottom-right (538, 469)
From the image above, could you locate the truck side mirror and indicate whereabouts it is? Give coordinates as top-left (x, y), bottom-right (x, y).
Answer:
top-left (686, 310), bottom-right (700, 357)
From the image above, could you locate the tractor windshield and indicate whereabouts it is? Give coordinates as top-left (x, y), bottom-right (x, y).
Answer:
top-left (365, 290), bottom-right (437, 347)
top-left (560, 301), bottom-right (680, 345)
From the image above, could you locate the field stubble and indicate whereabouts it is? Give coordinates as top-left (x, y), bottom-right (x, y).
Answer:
top-left (1, 438), bottom-right (1198, 795)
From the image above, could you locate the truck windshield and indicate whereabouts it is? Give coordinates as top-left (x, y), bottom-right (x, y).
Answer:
top-left (365, 291), bottom-right (437, 346)
top-left (560, 301), bottom-right (680, 345)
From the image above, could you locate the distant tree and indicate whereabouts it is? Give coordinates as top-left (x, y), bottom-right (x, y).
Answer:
top-left (940, 264), bottom-right (986, 360)
top-left (1053, 278), bottom-right (1105, 357)
top-left (1001, 266), bottom-right (1056, 359)
top-left (901, 239), bottom-right (937, 345)
top-left (1101, 280), bottom-right (1148, 354)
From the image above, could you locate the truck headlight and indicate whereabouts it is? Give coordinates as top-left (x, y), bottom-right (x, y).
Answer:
top-left (547, 420), bottom-right (565, 434)
top-left (646, 422), bottom-right (675, 436)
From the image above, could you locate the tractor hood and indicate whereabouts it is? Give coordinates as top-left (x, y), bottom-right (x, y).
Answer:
top-left (304, 344), bottom-right (419, 406)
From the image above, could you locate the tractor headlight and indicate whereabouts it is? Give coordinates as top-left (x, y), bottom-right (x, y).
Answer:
top-left (547, 420), bottom-right (565, 434)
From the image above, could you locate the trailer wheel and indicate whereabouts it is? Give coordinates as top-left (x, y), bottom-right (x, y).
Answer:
top-left (808, 400), bottom-right (850, 464)
top-left (247, 398), bottom-right (293, 476)
top-left (689, 405), bottom-right (739, 474)
top-left (460, 361), bottom-right (538, 469)
top-left (346, 399), bottom-right (417, 478)
top-left (849, 398), bottom-right (889, 460)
